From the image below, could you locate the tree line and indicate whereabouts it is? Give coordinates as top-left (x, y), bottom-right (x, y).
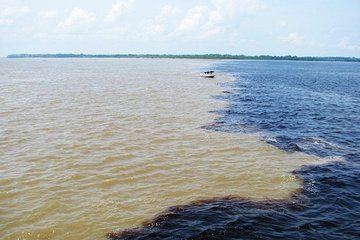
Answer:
top-left (7, 53), bottom-right (360, 62)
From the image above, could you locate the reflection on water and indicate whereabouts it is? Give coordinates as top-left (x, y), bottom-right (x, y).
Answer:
top-left (0, 58), bottom-right (328, 240)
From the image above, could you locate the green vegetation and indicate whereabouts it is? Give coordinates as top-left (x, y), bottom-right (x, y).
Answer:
top-left (6, 53), bottom-right (360, 62)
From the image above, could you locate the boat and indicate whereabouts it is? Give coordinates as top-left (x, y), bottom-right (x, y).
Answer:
top-left (200, 71), bottom-right (215, 78)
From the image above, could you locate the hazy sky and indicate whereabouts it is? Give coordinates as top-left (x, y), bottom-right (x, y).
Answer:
top-left (1, 0), bottom-right (359, 57)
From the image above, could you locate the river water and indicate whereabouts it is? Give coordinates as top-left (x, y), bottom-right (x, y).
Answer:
top-left (0, 58), bottom-right (355, 240)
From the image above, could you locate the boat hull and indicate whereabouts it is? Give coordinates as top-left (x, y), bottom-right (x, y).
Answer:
top-left (200, 70), bottom-right (216, 78)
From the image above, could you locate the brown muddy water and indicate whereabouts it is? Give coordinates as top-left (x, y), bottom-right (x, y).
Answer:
top-left (0, 58), bottom-right (330, 239)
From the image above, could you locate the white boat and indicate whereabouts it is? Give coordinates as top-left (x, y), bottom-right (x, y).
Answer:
top-left (200, 71), bottom-right (215, 78)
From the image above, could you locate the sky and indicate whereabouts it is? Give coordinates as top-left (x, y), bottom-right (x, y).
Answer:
top-left (0, 0), bottom-right (359, 57)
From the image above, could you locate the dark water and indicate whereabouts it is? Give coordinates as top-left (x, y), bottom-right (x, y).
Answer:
top-left (109, 60), bottom-right (360, 239)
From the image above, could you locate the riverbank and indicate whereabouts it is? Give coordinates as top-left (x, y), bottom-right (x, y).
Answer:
top-left (7, 53), bottom-right (360, 62)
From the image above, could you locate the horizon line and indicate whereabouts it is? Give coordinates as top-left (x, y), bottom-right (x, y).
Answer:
top-left (6, 53), bottom-right (360, 62)
top-left (6, 53), bottom-right (360, 58)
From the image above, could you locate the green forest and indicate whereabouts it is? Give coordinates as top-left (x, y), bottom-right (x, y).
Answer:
top-left (7, 53), bottom-right (360, 62)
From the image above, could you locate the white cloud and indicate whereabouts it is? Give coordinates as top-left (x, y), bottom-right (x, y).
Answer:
top-left (144, 4), bottom-right (180, 36)
top-left (158, 5), bottom-right (180, 19)
top-left (146, 24), bottom-right (164, 35)
top-left (338, 38), bottom-right (360, 51)
top-left (176, 6), bottom-right (207, 32)
top-left (39, 10), bottom-right (57, 19)
top-left (105, 0), bottom-right (133, 22)
top-left (58, 7), bottom-right (95, 29)
top-left (99, 26), bottom-right (128, 40)
top-left (279, 20), bottom-right (287, 27)
top-left (196, 9), bottom-right (224, 38)
top-left (281, 32), bottom-right (304, 45)
top-left (174, 0), bottom-right (264, 39)
top-left (0, 6), bottom-right (30, 25)
top-left (32, 32), bottom-right (47, 40)
top-left (197, 26), bottom-right (224, 39)
top-left (211, 0), bottom-right (264, 16)
top-left (203, 10), bottom-right (222, 29)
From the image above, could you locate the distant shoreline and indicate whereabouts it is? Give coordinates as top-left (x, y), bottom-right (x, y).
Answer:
top-left (6, 53), bottom-right (360, 62)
